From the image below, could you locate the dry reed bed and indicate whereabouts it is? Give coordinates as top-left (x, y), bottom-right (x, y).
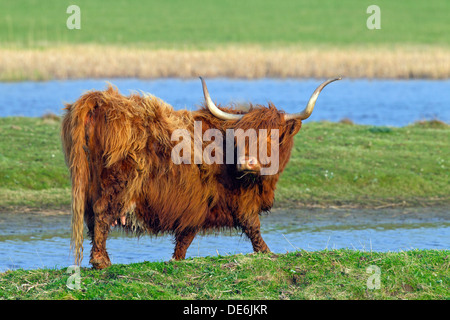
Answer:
top-left (1, 45), bottom-right (449, 80)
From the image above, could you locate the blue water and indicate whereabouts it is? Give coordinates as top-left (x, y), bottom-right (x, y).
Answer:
top-left (1, 207), bottom-right (448, 272)
top-left (0, 78), bottom-right (449, 126)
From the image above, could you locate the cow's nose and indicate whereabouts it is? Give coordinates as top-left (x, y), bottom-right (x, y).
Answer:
top-left (237, 156), bottom-right (260, 172)
top-left (247, 157), bottom-right (257, 168)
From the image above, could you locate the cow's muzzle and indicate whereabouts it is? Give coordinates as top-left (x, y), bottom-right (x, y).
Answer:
top-left (237, 156), bottom-right (261, 173)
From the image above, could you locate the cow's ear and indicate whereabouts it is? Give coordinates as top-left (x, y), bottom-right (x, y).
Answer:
top-left (287, 120), bottom-right (302, 136)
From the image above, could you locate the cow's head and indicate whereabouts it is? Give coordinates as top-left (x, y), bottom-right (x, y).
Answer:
top-left (200, 77), bottom-right (341, 178)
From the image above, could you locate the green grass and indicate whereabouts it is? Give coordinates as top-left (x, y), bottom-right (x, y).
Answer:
top-left (278, 120), bottom-right (450, 207)
top-left (0, 117), bottom-right (448, 210)
top-left (0, 116), bottom-right (70, 209)
top-left (1, 0), bottom-right (449, 48)
top-left (0, 250), bottom-right (448, 300)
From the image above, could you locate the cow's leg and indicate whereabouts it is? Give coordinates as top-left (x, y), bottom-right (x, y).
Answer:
top-left (89, 195), bottom-right (115, 270)
top-left (89, 209), bottom-right (113, 269)
top-left (172, 229), bottom-right (197, 260)
top-left (89, 161), bottom-right (135, 269)
top-left (85, 202), bottom-right (95, 252)
top-left (240, 217), bottom-right (270, 253)
top-left (85, 202), bottom-right (111, 269)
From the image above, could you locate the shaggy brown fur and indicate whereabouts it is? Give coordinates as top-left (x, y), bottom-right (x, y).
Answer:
top-left (61, 84), bottom-right (302, 269)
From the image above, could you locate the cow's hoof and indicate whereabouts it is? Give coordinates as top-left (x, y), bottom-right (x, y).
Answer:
top-left (90, 253), bottom-right (111, 270)
top-left (91, 258), bottom-right (112, 270)
top-left (171, 255), bottom-right (186, 261)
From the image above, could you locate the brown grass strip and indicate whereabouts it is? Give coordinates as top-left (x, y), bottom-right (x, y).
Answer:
top-left (1, 45), bottom-right (449, 80)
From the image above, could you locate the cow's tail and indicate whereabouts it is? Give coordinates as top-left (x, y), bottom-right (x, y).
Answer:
top-left (61, 97), bottom-right (95, 266)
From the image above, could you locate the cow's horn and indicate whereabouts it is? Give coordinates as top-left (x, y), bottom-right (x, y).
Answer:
top-left (285, 77), bottom-right (342, 121)
top-left (200, 77), bottom-right (244, 120)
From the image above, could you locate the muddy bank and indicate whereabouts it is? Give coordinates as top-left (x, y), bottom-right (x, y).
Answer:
top-left (1, 197), bottom-right (448, 217)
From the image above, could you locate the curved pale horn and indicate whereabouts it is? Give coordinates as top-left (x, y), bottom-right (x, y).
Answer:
top-left (285, 77), bottom-right (342, 121)
top-left (200, 77), bottom-right (244, 120)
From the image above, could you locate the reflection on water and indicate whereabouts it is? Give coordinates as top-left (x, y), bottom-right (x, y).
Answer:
top-left (0, 207), bottom-right (448, 272)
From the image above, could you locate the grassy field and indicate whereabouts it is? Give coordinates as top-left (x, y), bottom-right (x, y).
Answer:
top-left (1, 0), bottom-right (449, 47)
top-left (1, 1), bottom-right (449, 81)
top-left (1, 1), bottom-right (449, 80)
top-left (279, 119), bottom-right (449, 208)
top-left (0, 250), bottom-right (448, 300)
top-left (0, 116), bottom-right (448, 210)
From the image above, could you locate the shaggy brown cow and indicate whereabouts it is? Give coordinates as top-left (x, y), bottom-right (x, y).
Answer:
top-left (61, 77), bottom-right (341, 269)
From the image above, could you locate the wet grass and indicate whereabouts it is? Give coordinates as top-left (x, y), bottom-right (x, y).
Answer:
top-left (0, 116), bottom-right (448, 210)
top-left (0, 250), bottom-right (448, 300)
